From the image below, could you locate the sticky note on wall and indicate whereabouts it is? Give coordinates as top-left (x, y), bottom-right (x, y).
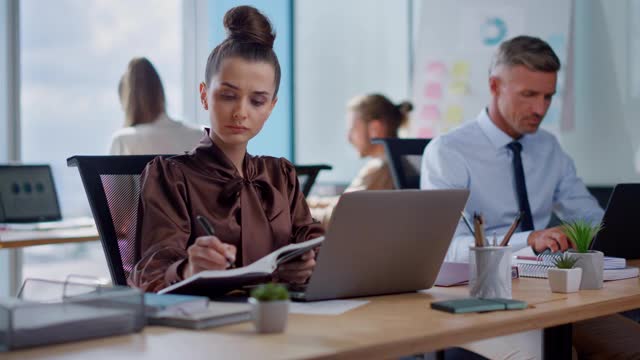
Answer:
top-left (420, 105), bottom-right (441, 122)
top-left (451, 61), bottom-right (470, 79)
top-left (424, 83), bottom-right (443, 99)
top-left (444, 105), bottom-right (464, 125)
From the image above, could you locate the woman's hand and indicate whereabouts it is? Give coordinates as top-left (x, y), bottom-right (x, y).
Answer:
top-left (276, 249), bottom-right (316, 284)
top-left (182, 236), bottom-right (236, 278)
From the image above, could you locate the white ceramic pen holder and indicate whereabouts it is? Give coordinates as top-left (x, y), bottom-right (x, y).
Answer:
top-left (469, 246), bottom-right (512, 299)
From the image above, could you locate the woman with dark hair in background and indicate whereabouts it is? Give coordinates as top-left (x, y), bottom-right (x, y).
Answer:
top-left (308, 94), bottom-right (413, 227)
top-left (130, 6), bottom-right (323, 293)
top-left (109, 57), bottom-right (202, 155)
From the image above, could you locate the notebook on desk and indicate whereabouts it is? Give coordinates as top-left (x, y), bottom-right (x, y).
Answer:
top-left (513, 248), bottom-right (638, 281)
top-left (0, 165), bottom-right (94, 231)
top-left (289, 189), bottom-right (469, 301)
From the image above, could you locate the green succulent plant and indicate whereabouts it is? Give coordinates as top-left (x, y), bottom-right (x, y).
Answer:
top-left (250, 283), bottom-right (290, 302)
top-left (552, 253), bottom-right (578, 269)
top-left (562, 219), bottom-right (603, 253)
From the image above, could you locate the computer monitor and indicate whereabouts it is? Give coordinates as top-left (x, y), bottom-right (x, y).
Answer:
top-left (0, 165), bottom-right (62, 223)
top-left (590, 183), bottom-right (640, 259)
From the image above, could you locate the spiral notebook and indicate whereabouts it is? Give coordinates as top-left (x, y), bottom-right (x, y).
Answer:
top-left (514, 252), bottom-right (638, 281)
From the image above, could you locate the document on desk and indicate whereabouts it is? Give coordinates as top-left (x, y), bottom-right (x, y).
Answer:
top-left (289, 299), bottom-right (369, 315)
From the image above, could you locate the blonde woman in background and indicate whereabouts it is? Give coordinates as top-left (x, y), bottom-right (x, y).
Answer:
top-left (308, 94), bottom-right (412, 227)
top-left (109, 57), bottom-right (202, 155)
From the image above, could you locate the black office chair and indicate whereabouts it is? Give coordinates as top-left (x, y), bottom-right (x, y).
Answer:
top-left (371, 138), bottom-right (431, 189)
top-left (295, 164), bottom-right (332, 197)
top-left (68, 155), bottom-right (332, 286)
top-left (68, 155), bottom-right (168, 286)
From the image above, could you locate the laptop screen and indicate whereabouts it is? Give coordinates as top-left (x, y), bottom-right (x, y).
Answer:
top-left (591, 183), bottom-right (640, 259)
top-left (0, 165), bottom-right (62, 223)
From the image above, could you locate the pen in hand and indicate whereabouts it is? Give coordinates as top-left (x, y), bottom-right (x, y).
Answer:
top-left (196, 215), bottom-right (235, 269)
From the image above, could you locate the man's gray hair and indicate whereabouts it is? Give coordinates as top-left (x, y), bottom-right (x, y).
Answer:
top-left (489, 35), bottom-right (561, 75)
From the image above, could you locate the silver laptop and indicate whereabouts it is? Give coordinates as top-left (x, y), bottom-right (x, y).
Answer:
top-left (292, 189), bottom-right (469, 301)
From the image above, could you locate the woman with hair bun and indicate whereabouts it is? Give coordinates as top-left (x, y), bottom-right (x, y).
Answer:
top-left (131, 6), bottom-right (324, 292)
top-left (308, 94), bottom-right (413, 227)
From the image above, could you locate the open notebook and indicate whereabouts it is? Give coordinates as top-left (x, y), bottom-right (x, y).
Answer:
top-left (159, 236), bottom-right (324, 296)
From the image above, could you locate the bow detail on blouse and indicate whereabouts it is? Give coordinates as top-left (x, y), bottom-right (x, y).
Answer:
top-left (220, 171), bottom-right (287, 266)
top-left (219, 177), bottom-right (286, 222)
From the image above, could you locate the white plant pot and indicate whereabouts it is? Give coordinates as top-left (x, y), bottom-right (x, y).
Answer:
top-left (249, 298), bottom-right (289, 334)
top-left (548, 268), bottom-right (582, 293)
top-left (568, 250), bottom-right (604, 290)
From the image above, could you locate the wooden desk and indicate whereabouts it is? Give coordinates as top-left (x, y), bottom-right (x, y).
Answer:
top-left (6, 262), bottom-right (640, 360)
top-left (0, 227), bottom-right (99, 249)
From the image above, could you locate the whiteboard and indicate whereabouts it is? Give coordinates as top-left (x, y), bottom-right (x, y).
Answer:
top-left (411, 0), bottom-right (573, 138)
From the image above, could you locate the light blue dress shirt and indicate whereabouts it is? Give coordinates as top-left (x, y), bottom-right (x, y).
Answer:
top-left (420, 109), bottom-right (604, 262)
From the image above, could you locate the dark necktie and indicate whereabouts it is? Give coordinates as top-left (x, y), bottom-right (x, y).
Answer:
top-left (507, 141), bottom-right (534, 231)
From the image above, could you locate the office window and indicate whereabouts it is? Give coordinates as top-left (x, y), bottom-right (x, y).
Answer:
top-left (19, 0), bottom-right (184, 282)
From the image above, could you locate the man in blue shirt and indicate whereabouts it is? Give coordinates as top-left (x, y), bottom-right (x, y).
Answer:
top-left (421, 36), bottom-right (602, 263)
top-left (421, 35), bottom-right (640, 359)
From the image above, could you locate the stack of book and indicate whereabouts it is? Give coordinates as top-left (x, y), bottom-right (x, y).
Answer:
top-left (144, 293), bottom-right (251, 330)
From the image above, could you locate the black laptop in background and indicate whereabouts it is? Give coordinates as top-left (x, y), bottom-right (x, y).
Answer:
top-left (0, 165), bottom-right (62, 223)
top-left (591, 183), bottom-right (640, 259)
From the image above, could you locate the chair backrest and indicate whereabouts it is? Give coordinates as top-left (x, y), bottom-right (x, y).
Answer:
top-left (295, 164), bottom-right (332, 196)
top-left (371, 138), bottom-right (431, 189)
top-left (68, 155), bottom-right (171, 286)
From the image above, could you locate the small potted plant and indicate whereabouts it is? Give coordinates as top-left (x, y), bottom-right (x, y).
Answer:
top-left (563, 219), bottom-right (604, 290)
top-left (548, 253), bottom-right (582, 293)
top-left (249, 283), bottom-right (290, 333)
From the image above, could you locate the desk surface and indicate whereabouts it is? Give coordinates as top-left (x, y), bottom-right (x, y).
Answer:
top-left (6, 261), bottom-right (640, 360)
top-left (0, 226), bottom-right (99, 249)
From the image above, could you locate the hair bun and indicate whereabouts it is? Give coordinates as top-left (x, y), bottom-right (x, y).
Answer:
top-left (397, 101), bottom-right (413, 115)
top-left (223, 6), bottom-right (275, 48)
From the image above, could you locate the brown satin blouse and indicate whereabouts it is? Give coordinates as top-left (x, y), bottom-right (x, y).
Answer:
top-left (129, 133), bottom-right (324, 292)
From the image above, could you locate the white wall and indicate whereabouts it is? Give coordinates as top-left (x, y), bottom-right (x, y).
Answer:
top-left (295, 0), bottom-right (410, 183)
top-left (560, 0), bottom-right (640, 185)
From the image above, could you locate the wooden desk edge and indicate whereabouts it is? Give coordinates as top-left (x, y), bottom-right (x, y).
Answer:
top-left (305, 292), bottom-right (640, 360)
top-left (0, 235), bottom-right (99, 249)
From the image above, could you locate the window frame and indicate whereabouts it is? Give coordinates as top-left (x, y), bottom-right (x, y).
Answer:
top-left (1, 0), bottom-right (22, 297)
